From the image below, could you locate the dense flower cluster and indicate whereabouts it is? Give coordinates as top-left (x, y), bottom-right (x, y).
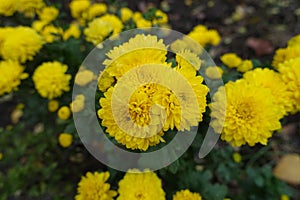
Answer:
top-left (98, 34), bottom-right (209, 151)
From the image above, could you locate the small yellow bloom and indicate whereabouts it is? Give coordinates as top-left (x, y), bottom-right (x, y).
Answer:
top-left (188, 25), bottom-right (221, 47)
top-left (11, 108), bottom-right (23, 124)
top-left (63, 23), bottom-right (81, 41)
top-left (173, 189), bottom-right (202, 200)
top-left (85, 3), bottom-right (107, 20)
top-left (84, 18), bottom-right (112, 45)
top-left (120, 7), bottom-right (133, 22)
top-left (237, 60), bottom-right (253, 73)
top-left (48, 100), bottom-right (59, 112)
top-left (205, 66), bottom-right (223, 79)
top-left (57, 106), bottom-right (71, 120)
top-left (58, 133), bottom-right (73, 148)
top-left (153, 9), bottom-right (168, 25)
top-left (32, 20), bottom-right (47, 32)
top-left (38, 6), bottom-right (59, 23)
top-left (135, 18), bottom-right (152, 28)
top-left (220, 53), bottom-right (242, 68)
top-left (16, 0), bottom-right (45, 18)
top-left (0, 152), bottom-right (3, 160)
top-left (69, 0), bottom-right (90, 19)
top-left (281, 194), bottom-right (290, 200)
top-left (232, 152), bottom-right (242, 163)
top-left (41, 25), bottom-right (63, 43)
top-left (75, 69), bottom-right (95, 86)
top-left (70, 94), bottom-right (85, 113)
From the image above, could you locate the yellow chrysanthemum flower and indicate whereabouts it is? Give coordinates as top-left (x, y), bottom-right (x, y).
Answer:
top-left (85, 3), bottom-right (107, 20)
top-left (84, 18), bottom-right (113, 45)
top-left (232, 152), bottom-right (242, 163)
top-left (281, 194), bottom-right (290, 200)
top-left (98, 70), bottom-right (115, 92)
top-left (0, 60), bottom-right (28, 96)
top-left (98, 87), bottom-right (165, 151)
top-left (58, 133), bottom-right (73, 148)
top-left (57, 106), bottom-right (71, 120)
top-left (220, 53), bottom-right (242, 68)
top-left (237, 60), bottom-right (253, 73)
top-left (0, 0), bottom-right (17, 16)
top-left (70, 94), bottom-right (85, 113)
top-left (278, 57), bottom-right (300, 113)
top-left (76, 171), bottom-right (117, 200)
top-left (38, 6), bottom-right (59, 23)
top-left (104, 34), bottom-right (168, 79)
top-left (170, 37), bottom-right (203, 55)
top-left (33, 61), bottom-right (71, 99)
top-left (118, 170), bottom-right (165, 200)
top-left (16, 0), bottom-right (45, 18)
top-left (153, 10), bottom-right (168, 25)
top-left (120, 7), bottom-right (133, 22)
top-left (1, 26), bottom-right (43, 63)
top-left (243, 68), bottom-right (293, 116)
top-left (205, 66), bottom-right (223, 79)
top-left (173, 189), bottom-right (202, 200)
top-left (188, 25), bottom-right (221, 47)
top-left (272, 46), bottom-right (300, 69)
top-left (41, 25), bottom-right (63, 43)
top-left (48, 100), bottom-right (59, 112)
top-left (0, 152), bottom-right (3, 161)
top-left (69, 0), bottom-right (90, 20)
top-left (75, 69), bottom-right (96, 86)
top-left (99, 14), bottom-right (123, 35)
top-left (63, 23), bottom-right (81, 41)
top-left (287, 34), bottom-right (300, 47)
top-left (210, 79), bottom-right (282, 147)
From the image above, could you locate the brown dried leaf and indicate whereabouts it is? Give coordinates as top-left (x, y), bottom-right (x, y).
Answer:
top-left (246, 37), bottom-right (274, 56)
top-left (273, 154), bottom-right (300, 185)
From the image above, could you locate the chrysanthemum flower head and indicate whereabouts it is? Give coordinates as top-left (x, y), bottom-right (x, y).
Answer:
top-left (278, 57), bottom-right (300, 113)
top-left (210, 79), bottom-right (282, 146)
top-left (63, 23), bottom-right (81, 41)
top-left (75, 69), bottom-right (96, 86)
top-left (287, 34), bottom-right (300, 47)
top-left (99, 14), bottom-right (123, 35)
top-left (0, 60), bottom-right (28, 96)
top-left (237, 59), bottom-right (253, 73)
top-left (272, 46), bottom-right (300, 69)
top-left (152, 10), bottom-right (168, 25)
top-left (220, 53), bottom-right (242, 68)
top-left (33, 61), bottom-right (71, 99)
top-left (84, 18), bottom-right (113, 45)
top-left (41, 25), bottom-right (63, 43)
top-left (104, 34), bottom-right (168, 79)
top-left (76, 171), bottom-right (117, 200)
top-left (58, 133), bottom-right (73, 148)
top-left (117, 170), bottom-right (165, 200)
top-left (243, 68), bottom-right (293, 116)
top-left (205, 66), bottom-right (223, 79)
top-left (48, 100), bottom-right (59, 112)
top-left (16, 0), bottom-right (45, 18)
top-left (70, 94), bottom-right (85, 113)
top-left (120, 7), bottom-right (133, 22)
top-left (57, 106), bottom-right (71, 120)
top-left (173, 189), bottom-right (202, 200)
top-left (1, 26), bottom-right (43, 63)
top-left (69, 0), bottom-right (90, 20)
top-left (0, 0), bottom-right (17, 16)
top-left (37, 6), bottom-right (59, 23)
top-left (188, 25), bottom-right (221, 47)
top-left (85, 3), bottom-right (107, 20)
